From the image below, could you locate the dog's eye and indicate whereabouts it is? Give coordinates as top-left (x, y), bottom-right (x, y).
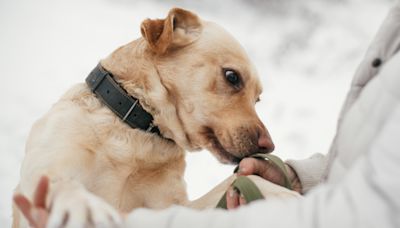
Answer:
top-left (223, 69), bottom-right (241, 87)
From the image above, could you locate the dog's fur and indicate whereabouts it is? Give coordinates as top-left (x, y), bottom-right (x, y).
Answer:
top-left (13, 8), bottom-right (298, 227)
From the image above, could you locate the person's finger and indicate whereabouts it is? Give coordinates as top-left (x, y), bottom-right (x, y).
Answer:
top-left (239, 194), bottom-right (247, 205)
top-left (238, 158), bottom-right (269, 176)
top-left (238, 158), bottom-right (286, 186)
top-left (13, 194), bottom-right (36, 226)
top-left (226, 187), bottom-right (240, 210)
top-left (34, 176), bottom-right (49, 208)
top-left (34, 209), bottom-right (49, 228)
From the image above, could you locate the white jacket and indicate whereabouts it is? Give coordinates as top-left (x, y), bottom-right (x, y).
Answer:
top-left (124, 2), bottom-right (400, 227)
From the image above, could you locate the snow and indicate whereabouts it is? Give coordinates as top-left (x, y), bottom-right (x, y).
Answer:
top-left (0, 0), bottom-right (393, 226)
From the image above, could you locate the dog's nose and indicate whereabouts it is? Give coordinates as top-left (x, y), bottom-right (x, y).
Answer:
top-left (258, 130), bottom-right (275, 153)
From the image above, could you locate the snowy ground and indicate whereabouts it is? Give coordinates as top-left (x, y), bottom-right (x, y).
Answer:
top-left (0, 0), bottom-right (393, 226)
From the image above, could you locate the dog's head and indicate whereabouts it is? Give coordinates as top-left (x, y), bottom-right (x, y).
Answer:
top-left (105, 8), bottom-right (274, 164)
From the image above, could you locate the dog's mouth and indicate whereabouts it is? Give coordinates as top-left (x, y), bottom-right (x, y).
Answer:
top-left (202, 127), bottom-right (241, 164)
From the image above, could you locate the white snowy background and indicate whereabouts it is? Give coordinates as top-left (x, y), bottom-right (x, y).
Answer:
top-left (0, 0), bottom-right (394, 226)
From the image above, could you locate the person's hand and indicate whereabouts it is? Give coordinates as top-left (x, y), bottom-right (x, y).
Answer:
top-left (226, 157), bottom-right (302, 209)
top-left (15, 175), bottom-right (123, 227)
top-left (13, 176), bottom-right (49, 228)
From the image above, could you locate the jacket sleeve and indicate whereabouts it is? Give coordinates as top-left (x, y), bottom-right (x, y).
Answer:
top-left (285, 0), bottom-right (400, 195)
top-left (285, 153), bottom-right (328, 193)
top-left (123, 104), bottom-right (400, 228)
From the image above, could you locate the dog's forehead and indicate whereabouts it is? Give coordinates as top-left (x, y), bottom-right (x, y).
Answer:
top-left (199, 21), bottom-right (263, 93)
top-left (200, 22), bottom-right (248, 57)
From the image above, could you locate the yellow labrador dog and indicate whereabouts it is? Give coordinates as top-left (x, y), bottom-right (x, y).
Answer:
top-left (13, 8), bottom-right (298, 228)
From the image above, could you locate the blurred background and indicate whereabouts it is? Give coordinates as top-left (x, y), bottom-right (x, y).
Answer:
top-left (0, 0), bottom-right (395, 226)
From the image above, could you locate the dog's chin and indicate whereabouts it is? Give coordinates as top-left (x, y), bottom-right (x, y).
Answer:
top-left (206, 136), bottom-right (241, 165)
top-left (210, 147), bottom-right (241, 164)
top-left (200, 126), bottom-right (241, 164)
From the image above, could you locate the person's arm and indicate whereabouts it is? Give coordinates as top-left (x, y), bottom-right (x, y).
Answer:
top-left (285, 153), bottom-right (328, 193)
top-left (124, 107), bottom-right (400, 228)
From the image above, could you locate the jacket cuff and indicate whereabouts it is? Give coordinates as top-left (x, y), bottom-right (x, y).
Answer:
top-left (286, 153), bottom-right (328, 194)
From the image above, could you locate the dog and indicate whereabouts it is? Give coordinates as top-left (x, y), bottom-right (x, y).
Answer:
top-left (13, 8), bottom-right (298, 227)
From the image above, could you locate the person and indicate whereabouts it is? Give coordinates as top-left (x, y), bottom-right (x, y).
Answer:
top-left (14, 1), bottom-right (400, 227)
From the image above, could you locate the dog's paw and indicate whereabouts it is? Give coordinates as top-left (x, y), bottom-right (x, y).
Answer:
top-left (47, 187), bottom-right (122, 228)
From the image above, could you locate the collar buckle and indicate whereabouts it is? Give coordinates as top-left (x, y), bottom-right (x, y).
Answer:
top-left (146, 122), bottom-right (155, 132)
top-left (122, 99), bottom-right (138, 122)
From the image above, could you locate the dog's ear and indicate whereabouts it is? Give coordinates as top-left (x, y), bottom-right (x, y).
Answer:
top-left (140, 8), bottom-right (202, 54)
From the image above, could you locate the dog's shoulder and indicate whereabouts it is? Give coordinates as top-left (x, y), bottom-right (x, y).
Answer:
top-left (59, 83), bottom-right (102, 111)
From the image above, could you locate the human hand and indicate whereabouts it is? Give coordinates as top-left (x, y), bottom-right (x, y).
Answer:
top-left (226, 157), bottom-right (302, 209)
top-left (14, 176), bottom-right (122, 228)
top-left (13, 176), bottom-right (49, 228)
top-left (46, 182), bottom-right (122, 227)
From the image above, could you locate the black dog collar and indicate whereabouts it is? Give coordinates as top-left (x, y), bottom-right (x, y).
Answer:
top-left (86, 64), bottom-right (160, 134)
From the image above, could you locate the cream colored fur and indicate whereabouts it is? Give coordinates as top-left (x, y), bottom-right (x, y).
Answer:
top-left (13, 8), bottom-right (298, 228)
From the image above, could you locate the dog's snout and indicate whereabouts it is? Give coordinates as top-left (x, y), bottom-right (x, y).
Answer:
top-left (257, 129), bottom-right (274, 153)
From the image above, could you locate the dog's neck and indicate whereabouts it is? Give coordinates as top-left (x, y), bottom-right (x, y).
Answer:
top-left (86, 63), bottom-right (161, 135)
top-left (99, 39), bottom-right (194, 150)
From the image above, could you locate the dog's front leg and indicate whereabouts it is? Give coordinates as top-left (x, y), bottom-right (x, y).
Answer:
top-left (46, 180), bottom-right (122, 228)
